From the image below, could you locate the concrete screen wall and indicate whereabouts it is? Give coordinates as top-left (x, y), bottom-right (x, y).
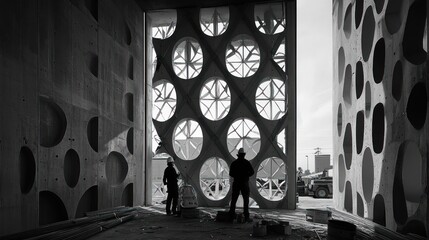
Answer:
top-left (333, 0), bottom-right (428, 237)
top-left (0, 0), bottom-right (146, 235)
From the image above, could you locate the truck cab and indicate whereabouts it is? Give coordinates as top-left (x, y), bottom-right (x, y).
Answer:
top-left (307, 176), bottom-right (333, 198)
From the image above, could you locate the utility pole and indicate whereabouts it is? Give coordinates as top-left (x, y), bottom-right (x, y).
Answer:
top-left (314, 147), bottom-right (321, 155)
top-left (305, 155), bottom-right (308, 171)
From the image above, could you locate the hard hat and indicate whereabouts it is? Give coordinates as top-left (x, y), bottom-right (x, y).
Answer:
top-left (237, 148), bottom-right (245, 155)
top-left (167, 157), bottom-right (174, 163)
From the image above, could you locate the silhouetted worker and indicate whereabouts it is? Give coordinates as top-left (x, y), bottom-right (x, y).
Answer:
top-left (229, 148), bottom-right (255, 222)
top-left (163, 156), bottom-right (180, 215)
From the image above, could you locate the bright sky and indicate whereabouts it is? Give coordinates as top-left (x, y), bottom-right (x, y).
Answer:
top-left (297, 0), bottom-right (333, 172)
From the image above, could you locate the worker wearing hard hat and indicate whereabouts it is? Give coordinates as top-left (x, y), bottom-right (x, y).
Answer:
top-left (163, 156), bottom-right (180, 215)
top-left (228, 148), bottom-right (254, 222)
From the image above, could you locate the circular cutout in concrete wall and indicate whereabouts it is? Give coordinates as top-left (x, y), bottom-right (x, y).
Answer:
top-left (373, 194), bottom-right (386, 226)
top-left (401, 220), bottom-right (427, 238)
top-left (106, 151), bottom-right (128, 186)
top-left (373, 38), bottom-right (385, 84)
top-left (338, 154), bottom-right (346, 192)
top-left (39, 191), bottom-right (68, 225)
top-left (361, 6), bottom-right (375, 62)
top-left (356, 111), bottom-right (364, 154)
top-left (402, 0), bottom-right (427, 65)
top-left (343, 123), bottom-right (352, 170)
top-left (338, 47), bottom-right (345, 82)
top-left (385, 0), bottom-right (405, 34)
top-left (86, 52), bottom-right (98, 77)
top-left (127, 56), bottom-right (133, 80)
top-left (372, 103), bottom-right (385, 154)
top-left (344, 181), bottom-right (353, 213)
top-left (400, 141), bottom-right (424, 202)
top-left (362, 148), bottom-right (374, 202)
top-left (393, 142), bottom-right (408, 225)
top-left (75, 185), bottom-right (98, 218)
top-left (125, 22), bottom-right (132, 46)
top-left (392, 61), bottom-right (403, 101)
top-left (357, 192), bottom-right (364, 217)
top-left (174, 119), bottom-right (204, 160)
top-left (127, 128), bottom-right (133, 155)
top-left (64, 149), bottom-right (80, 188)
top-left (355, 61), bottom-right (364, 99)
top-left (406, 82), bottom-right (427, 130)
top-left (337, 104), bottom-right (343, 136)
top-left (365, 81), bottom-right (371, 117)
top-left (343, 65), bottom-right (352, 105)
top-left (125, 93), bottom-right (133, 122)
top-left (87, 117), bottom-right (98, 152)
top-left (20, 146), bottom-right (36, 194)
top-left (355, 0), bottom-right (363, 28)
top-left (39, 97), bottom-right (67, 148)
top-left (84, 0), bottom-right (98, 21)
top-left (122, 183), bottom-right (133, 207)
top-left (343, 4), bottom-right (352, 38)
top-left (374, 0), bottom-right (384, 14)
top-left (337, 0), bottom-right (343, 30)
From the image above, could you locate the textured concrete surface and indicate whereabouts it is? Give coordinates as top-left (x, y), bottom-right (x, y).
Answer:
top-left (0, 0), bottom-right (146, 236)
top-left (333, 0), bottom-right (428, 237)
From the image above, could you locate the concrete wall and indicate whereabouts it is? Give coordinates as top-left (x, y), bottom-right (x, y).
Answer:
top-left (333, 0), bottom-right (428, 237)
top-left (0, 0), bottom-right (145, 235)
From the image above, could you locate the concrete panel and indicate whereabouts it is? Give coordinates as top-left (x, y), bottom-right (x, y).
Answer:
top-left (333, 0), bottom-right (428, 236)
top-left (0, 0), bottom-right (145, 236)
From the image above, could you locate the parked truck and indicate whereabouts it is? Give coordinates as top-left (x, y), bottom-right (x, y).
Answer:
top-left (307, 176), bottom-right (333, 198)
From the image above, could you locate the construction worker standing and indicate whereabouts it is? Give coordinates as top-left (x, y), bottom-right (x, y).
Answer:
top-left (229, 148), bottom-right (254, 222)
top-left (163, 156), bottom-right (180, 215)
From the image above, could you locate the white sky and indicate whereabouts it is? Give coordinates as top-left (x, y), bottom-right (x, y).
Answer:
top-left (297, 0), bottom-right (333, 172)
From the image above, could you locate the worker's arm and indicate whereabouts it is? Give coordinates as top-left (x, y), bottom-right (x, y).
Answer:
top-left (163, 169), bottom-right (168, 185)
top-left (248, 162), bottom-right (255, 177)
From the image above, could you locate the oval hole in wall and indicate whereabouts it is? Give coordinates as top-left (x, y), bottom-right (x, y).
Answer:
top-left (362, 148), bottom-right (374, 202)
top-left (106, 151), bottom-right (128, 186)
top-left (343, 123), bottom-right (353, 170)
top-left (20, 146), bottom-right (36, 194)
top-left (127, 128), bottom-right (134, 155)
top-left (344, 181), bottom-right (353, 213)
top-left (75, 185), bottom-right (98, 218)
top-left (39, 191), bottom-right (68, 225)
top-left (373, 194), bottom-right (386, 226)
top-left (356, 111), bottom-right (364, 154)
top-left (122, 183), bottom-right (134, 207)
top-left (338, 154), bottom-right (346, 192)
top-left (64, 149), bottom-right (80, 188)
top-left (406, 82), bottom-right (427, 130)
top-left (361, 7), bottom-right (375, 62)
top-left (357, 193), bottom-right (364, 217)
top-left (402, 0), bottom-right (427, 65)
top-left (372, 103), bottom-right (385, 154)
top-left (39, 97), bottom-right (67, 148)
top-left (373, 38), bottom-right (385, 84)
top-left (87, 117), bottom-right (98, 152)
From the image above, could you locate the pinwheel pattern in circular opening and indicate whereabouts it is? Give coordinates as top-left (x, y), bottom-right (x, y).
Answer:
top-left (173, 119), bottom-right (203, 160)
top-left (255, 78), bottom-right (287, 120)
top-left (257, 157), bottom-right (287, 201)
top-left (225, 35), bottom-right (260, 78)
top-left (152, 80), bottom-right (177, 122)
top-left (200, 157), bottom-right (230, 200)
top-left (173, 38), bottom-right (203, 79)
top-left (227, 118), bottom-right (261, 160)
top-left (200, 77), bottom-right (231, 121)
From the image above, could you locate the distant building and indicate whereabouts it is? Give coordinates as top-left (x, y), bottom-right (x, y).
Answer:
top-left (315, 154), bottom-right (330, 173)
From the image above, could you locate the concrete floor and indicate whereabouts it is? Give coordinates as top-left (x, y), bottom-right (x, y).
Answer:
top-left (88, 197), bottom-right (335, 240)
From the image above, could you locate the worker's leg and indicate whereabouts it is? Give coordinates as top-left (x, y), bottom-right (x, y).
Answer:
top-left (166, 190), bottom-right (172, 215)
top-left (242, 183), bottom-right (250, 220)
top-left (229, 182), bottom-right (240, 219)
top-left (171, 187), bottom-right (179, 214)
